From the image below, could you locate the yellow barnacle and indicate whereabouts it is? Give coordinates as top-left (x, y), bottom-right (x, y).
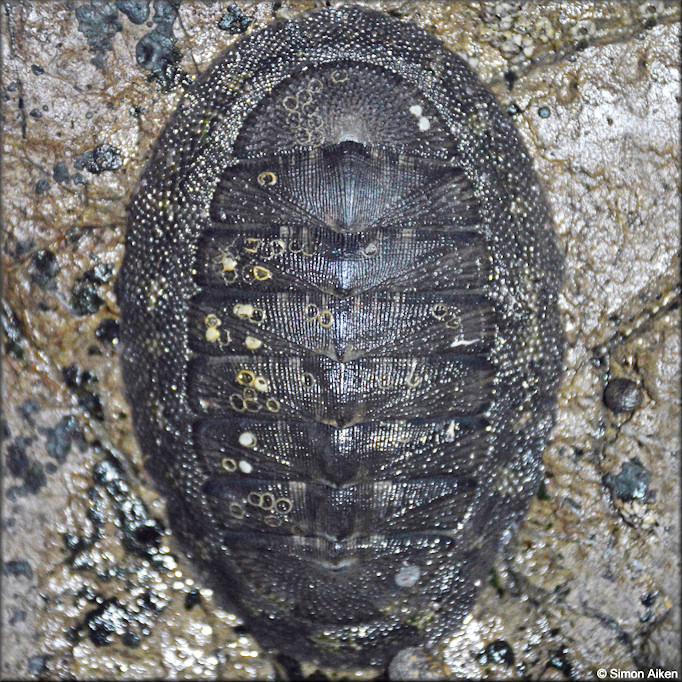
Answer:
top-left (253, 265), bottom-right (272, 281)
top-left (220, 253), bottom-right (238, 272)
top-left (257, 171), bottom-right (277, 187)
top-left (318, 310), bottom-right (333, 327)
top-left (254, 376), bottom-right (269, 393)
top-left (244, 238), bottom-right (261, 253)
top-left (221, 457), bottom-right (237, 472)
top-left (245, 335), bottom-right (263, 350)
top-left (236, 369), bottom-right (255, 386)
top-left (233, 302), bottom-right (254, 318)
top-left (266, 397), bottom-right (280, 413)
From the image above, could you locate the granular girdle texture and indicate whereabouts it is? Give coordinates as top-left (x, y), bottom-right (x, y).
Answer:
top-left (118, 7), bottom-right (564, 667)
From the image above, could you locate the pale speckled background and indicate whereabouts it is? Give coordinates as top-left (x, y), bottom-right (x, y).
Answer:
top-left (1, 1), bottom-right (680, 680)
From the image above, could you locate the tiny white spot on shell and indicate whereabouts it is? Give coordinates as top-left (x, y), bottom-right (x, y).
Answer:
top-left (418, 116), bottom-right (431, 131)
top-left (238, 431), bottom-right (256, 448)
top-left (409, 104), bottom-right (422, 116)
top-left (395, 563), bottom-right (420, 587)
top-left (238, 460), bottom-right (253, 474)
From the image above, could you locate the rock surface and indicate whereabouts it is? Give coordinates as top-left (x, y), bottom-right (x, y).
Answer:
top-left (2, 1), bottom-right (679, 679)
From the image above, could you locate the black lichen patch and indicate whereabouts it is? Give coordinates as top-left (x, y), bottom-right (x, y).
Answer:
top-left (545, 644), bottom-right (573, 678)
top-left (42, 415), bottom-right (84, 464)
top-left (75, 0), bottom-right (123, 69)
top-left (34, 179), bottom-right (50, 195)
top-left (1, 299), bottom-right (25, 359)
top-left (478, 639), bottom-right (515, 667)
top-left (603, 378), bottom-right (643, 413)
top-left (92, 457), bottom-right (167, 562)
top-left (135, 0), bottom-right (187, 90)
top-left (62, 365), bottom-right (105, 421)
top-left (2, 559), bottom-right (34, 581)
top-left (95, 317), bottom-right (120, 345)
top-left (29, 249), bottom-right (60, 290)
top-left (53, 162), bottom-right (70, 183)
top-left (76, 144), bottom-right (123, 174)
top-left (4, 437), bottom-right (47, 496)
top-left (184, 587), bottom-right (202, 610)
top-left (26, 655), bottom-right (49, 677)
top-left (31, 64), bottom-right (45, 75)
top-left (116, 0), bottom-right (150, 24)
top-left (218, 5), bottom-right (252, 34)
top-left (84, 597), bottom-right (129, 645)
top-left (603, 457), bottom-right (651, 502)
top-left (70, 264), bottom-right (113, 316)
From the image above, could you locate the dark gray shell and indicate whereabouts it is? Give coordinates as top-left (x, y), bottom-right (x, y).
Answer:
top-left (118, 6), bottom-right (564, 668)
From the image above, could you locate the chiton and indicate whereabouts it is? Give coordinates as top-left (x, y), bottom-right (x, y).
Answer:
top-left (118, 5), bottom-right (564, 668)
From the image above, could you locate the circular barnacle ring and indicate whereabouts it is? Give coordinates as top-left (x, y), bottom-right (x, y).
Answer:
top-left (275, 497), bottom-right (293, 514)
top-left (257, 171), bottom-right (277, 187)
top-left (237, 369), bottom-right (255, 386)
top-left (445, 316), bottom-right (461, 330)
top-left (249, 307), bottom-right (265, 324)
top-left (229, 394), bottom-right (247, 412)
top-left (430, 303), bottom-right (448, 319)
top-left (307, 78), bottom-right (323, 93)
top-left (229, 503), bottom-right (245, 519)
top-left (331, 69), bottom-right (348, 83)
top-left (254, 376), bottom-right (269, 393)
top-left (309, 130), bottom-right (324, 147)
top-left (221, 457), bottom-right (238, 472)
top-left (264, 515), bottom-right (282, 527)
top-left (247, 492), bottom-right (262, 507)
top-left (242, 387), bottom-right (257, 400)
top-left (305, 303), bottom-right (319, 320)
top-left (296, 88), bottom-right (313, 106)
top-left (259, 492), bottom-right (275, 510)
top-left (253, 265), bottom-right (272, 281)
top-left (318, 310), bottom-right (333, 327)
top-left (245, 398), bottom-right (262, 413)
top-left (406, 375), bottom-right (422, 388)
top-left (266, 397), bottom-right (280, 413)
top-left (205, 314), bottom-right (220, 327)
top-left (307, 112), bottom-right (323, 129)
top-left (300, 372), bottom-right (316, 388)
top-left (282, 95), bottom-right (298, 111)
top-left (295, 129), bottom-right (313, 145)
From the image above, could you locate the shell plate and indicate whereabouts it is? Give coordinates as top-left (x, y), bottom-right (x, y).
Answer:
top-left (118, 6), bottom-right (564, 667)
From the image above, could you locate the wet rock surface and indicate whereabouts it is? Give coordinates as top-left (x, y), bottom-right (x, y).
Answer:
top-left (1, 1), bottom-right (679, 679)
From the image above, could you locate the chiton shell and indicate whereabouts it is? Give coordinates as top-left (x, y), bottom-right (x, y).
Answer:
top-left (118, 5), bottom-right (564, 668)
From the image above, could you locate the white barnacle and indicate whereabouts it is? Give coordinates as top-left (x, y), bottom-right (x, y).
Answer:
top-left (395, 563), bottom-right (421, 588)
top-left (238, 460), bottom-right (253, 474)
top-left (245, 335), bottom-right (263, 350)
top-left (238, 431), bottom-right (257, 448)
